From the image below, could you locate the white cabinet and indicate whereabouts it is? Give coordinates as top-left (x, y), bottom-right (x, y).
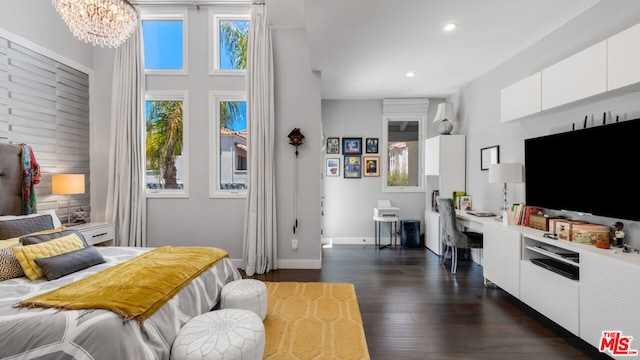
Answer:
top-left (482, 223), bottom-right (521, 297)
top-left (424, 210), bottom-right (441, 255)
top-left (541, 40), bottom-right (607, 110)
top-left (608, 23), bottom-right (640, 92)
top-left (580, 252), bottom-right (640, 357)
top-left (424, 135), bottom-right (465, 198)
top-left (424, 135), bottom-right (465, 254)
top-left (73, 222), bottom-right (115, 246)
top-left (500, 72), bottom-right (541, 123)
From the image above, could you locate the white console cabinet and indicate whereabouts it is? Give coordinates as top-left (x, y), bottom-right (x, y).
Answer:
top-left (500, 72), bottom-right (541, 122)
top-left (424, 135), bottom-right (465, 254)
top-left (482, 223), bottom-right (521, 297)
top-left (608, 22), bottom-right (640, 91)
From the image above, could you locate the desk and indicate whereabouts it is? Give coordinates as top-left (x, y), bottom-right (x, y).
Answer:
top-left (373, 216), bottom-right (398, 249)
top-left (455, 210), bottom-right (500, 232)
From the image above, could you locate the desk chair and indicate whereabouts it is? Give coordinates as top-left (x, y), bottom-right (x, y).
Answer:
top-left (436, 198), bottom-right (483, 274)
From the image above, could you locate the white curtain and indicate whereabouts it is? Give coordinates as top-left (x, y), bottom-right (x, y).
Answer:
top-left (106, 12), bottom-right (146, 247)
top-left (243, 3), bottom-right (276, 276)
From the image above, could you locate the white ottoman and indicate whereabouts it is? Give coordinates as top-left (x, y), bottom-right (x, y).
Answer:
top-left (220, 279), bottom-right (268, 321)
top-left (171, 309), bottom-right (265, 360)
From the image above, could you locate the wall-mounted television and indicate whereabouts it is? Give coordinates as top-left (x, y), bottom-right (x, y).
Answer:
top-left (524, 118), bottom-right (639, 222)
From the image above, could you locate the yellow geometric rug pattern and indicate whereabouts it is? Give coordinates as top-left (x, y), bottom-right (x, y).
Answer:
top-left (263, 282), bottom-right (371, 360)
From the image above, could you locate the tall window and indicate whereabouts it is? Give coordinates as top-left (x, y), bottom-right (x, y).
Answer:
top-left (210, 6), bottom-right (249, 74)
top-left (210, 91), bottom-right (247, 197)
top-left (145, 91), bottom-right (189, 197)
top-left (141, 8), bottom-right (188, 74)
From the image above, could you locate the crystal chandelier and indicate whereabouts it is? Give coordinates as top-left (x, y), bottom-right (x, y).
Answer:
top-left (52, 0), bottom-right (138, 48)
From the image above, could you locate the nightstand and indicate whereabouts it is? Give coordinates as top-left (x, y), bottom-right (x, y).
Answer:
top-left (70, 222), bottom-right (116, 246)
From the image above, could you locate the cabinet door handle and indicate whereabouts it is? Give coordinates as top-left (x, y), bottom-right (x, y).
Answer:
top-left (92, 232), bottom-right (108, 238)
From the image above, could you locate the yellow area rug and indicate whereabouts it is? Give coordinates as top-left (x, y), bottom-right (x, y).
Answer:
top-left (263, 282), bottom-right (370, 360)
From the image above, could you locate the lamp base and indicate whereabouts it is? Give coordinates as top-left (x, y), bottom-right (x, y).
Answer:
top-left (437, 119), bottom-right (453, 135)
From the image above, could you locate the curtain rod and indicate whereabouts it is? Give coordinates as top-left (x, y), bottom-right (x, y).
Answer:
top-left (130, 1), bottom-right (262, 5)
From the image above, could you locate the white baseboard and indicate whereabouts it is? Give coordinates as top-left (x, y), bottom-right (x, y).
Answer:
top-left (324, 237), bottom-right (378, 245)
top-left (229, 258), bottom-right (322, 270)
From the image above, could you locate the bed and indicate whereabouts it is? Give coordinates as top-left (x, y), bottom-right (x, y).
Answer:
top-left (0, 144), bottom-right (242, 359)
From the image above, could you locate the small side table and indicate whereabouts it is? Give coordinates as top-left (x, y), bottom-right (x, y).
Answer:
top-left (373, 216), bottom-right (399, 249)
top-left (69, 222), bottom-right (116, 246)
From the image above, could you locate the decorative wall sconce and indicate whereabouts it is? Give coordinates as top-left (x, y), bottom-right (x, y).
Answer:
top-left (287, 128), bottom-right (305, 236)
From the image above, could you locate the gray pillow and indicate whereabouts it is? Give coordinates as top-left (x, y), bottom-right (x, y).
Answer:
top-left (20, 230), bottom-right (89, 247)
top-left (0, 215), bottom-right (55, 240)
top-left (34, 246), bottom-right (106, 281)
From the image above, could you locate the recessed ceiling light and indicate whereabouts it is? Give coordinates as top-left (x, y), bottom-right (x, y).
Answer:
top-left (406, 71), bottom-right (416, 78)
top-left (443, 23), bottom-right (457, 32)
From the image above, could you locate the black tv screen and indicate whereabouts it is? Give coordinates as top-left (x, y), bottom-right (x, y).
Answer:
top-left (524, 118), bottom-right (639, 222)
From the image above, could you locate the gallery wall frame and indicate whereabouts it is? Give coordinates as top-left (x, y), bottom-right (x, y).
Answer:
top-left (342, 137), bottom-right (362, 155)
top-left (480, 145), bottom-right (500, 171)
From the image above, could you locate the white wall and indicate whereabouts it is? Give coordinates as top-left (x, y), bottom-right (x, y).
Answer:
top-left (321, 99), bottom-right (443, 244)
top-left (452, 0), bottom-right (640, 248)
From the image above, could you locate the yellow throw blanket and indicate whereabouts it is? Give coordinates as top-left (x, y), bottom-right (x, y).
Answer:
top-left (18, 246), bottom-right (228, 323)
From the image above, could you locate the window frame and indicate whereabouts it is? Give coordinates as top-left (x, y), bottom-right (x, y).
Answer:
top-left (209, 5), bottom-right (250, 76)
top-left (209, 90), bottom-right (247, 198)
top-left (381, 114), bottom-right (425, 193)
top-left (140, 7), bottom-right (188, 75)
top-left (145, 90), bottom-right (190, 198)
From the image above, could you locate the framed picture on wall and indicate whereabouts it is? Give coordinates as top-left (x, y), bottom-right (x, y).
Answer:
top-left (325, 158), bottom-right (340, 177)
top-left (342, 137), bottom-right (362, 154)
top-left (365, 138), bottom-right (378, 153)
top-left (343, 155), bottom-right (361, 178)
top-left (326, 137), bottom-right (340, 154)
top-left (480, 145), bottom-right (500, 170)
top-left (363, 156), bottom-right (380, 177)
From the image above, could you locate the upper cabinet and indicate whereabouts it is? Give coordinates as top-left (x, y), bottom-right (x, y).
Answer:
top-left (608, 23), bottom-right (640, 91)
top-left (500, 72), bottom-right (541, 123)
top-left (501, 22), bottom-right (640, 122)
top-left (541, 41), bottom-right (607, 111)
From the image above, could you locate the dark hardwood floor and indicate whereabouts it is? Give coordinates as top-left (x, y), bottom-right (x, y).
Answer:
top-left (245, 245), bottom-right (610, 360)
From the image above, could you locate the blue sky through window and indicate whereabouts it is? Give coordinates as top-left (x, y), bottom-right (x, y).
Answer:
top-left (142, 20), bottom-right (183, 69)
top-left (220, 21), bottom-right (248, 70)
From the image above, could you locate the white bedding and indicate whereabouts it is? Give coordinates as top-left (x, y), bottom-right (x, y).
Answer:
top-left (0, 246), bottom-right (241, 360)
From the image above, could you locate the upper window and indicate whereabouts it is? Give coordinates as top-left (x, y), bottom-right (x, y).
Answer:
top-left (209, 91), bottom-right (247, 198)
top-left (141, 8), bottom-right (188, 74)
top-left (210, 6), bottom-right (249, 74)
top-left (145, 91), bottom-right (189, 197)
top-left (382, 115), bottom-right (425, 192)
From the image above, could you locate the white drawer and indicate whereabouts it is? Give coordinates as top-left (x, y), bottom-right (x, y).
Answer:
top-left (79, 224), bottom-right (115, 246)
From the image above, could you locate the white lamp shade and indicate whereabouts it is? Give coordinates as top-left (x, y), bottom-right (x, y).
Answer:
top-left (52, 174), bottom-right (85, 195)
top-left (489, 163), bottom-right (523, 183)
top-left (433, 102), bottom-right (457, 123)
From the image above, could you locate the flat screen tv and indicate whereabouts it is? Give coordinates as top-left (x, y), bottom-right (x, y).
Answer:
top-left (524, 118), bottom-right (639, 222)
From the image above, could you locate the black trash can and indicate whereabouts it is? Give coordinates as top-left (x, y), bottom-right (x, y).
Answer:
top-left (401, 220), bottom-right (421, 248)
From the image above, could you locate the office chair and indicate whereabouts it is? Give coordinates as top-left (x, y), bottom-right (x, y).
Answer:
top-left (436, 198), bottom-right (483, 274)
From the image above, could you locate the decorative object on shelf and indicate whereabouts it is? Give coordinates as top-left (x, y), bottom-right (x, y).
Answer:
top-left (326, 137), bottom-right (340, 154)
top-left (325, 158), bottom-right (340, 177)
top-left (51, 0), bottom-right (138, 48)
top-left (343, 156), bottom-right (361, 178)
top-left (480, 145), bottom-right (500, 170)
top-left (365, 138), bottom-right (378, 153)
top-left (452, 191), bottom-right (466, 209)
top-left (458, 195), bottom-right (472, 211)
top-left (72, 207), bottom-right (89, 224)
top-left (489, 163), bottom-right (523, 218)
top-left (363, 156), bottom-right (380, 177)
top-left (52, 174), bottom-right (85, 225)
top-left (431, 190), bottom-right (440, 211)
top-left (287, 128), bottom-right (305, 235)
top-left (342, 137), bottom-right (362, 155)
top-left (432, 102), bottom-right (457, 135)
top-left (612, 221), bottom-right (625, 247)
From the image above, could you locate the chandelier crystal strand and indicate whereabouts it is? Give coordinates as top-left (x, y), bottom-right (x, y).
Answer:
top-left (52, 0), bottom-right (138, 48)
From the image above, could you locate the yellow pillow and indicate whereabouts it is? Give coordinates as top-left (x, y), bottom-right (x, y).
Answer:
top-left (12, 233), bottom-right (84, 280)
top-left (0, 227), bottom-right (66, 249)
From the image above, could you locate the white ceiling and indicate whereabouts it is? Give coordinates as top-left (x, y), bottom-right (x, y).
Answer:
top-left (266, 0), bottom-right (600, 100)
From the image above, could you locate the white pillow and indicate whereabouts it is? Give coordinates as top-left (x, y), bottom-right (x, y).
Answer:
top-left (0, 210), bottom-right (62, 229)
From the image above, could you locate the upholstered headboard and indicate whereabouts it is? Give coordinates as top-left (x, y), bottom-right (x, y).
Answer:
top-left (0, 143), bottom-right (23, 216)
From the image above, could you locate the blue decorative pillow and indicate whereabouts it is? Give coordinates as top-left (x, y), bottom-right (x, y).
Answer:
top-left (34, 246), bottom-right (106, 281)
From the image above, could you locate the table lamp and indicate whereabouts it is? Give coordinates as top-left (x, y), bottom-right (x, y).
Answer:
top-left (489, 163), bottom-right (523, 217)
top-left (433, 102), bottom-right (457, 135)
top-left (52, 174), bottom-right (85, 225)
